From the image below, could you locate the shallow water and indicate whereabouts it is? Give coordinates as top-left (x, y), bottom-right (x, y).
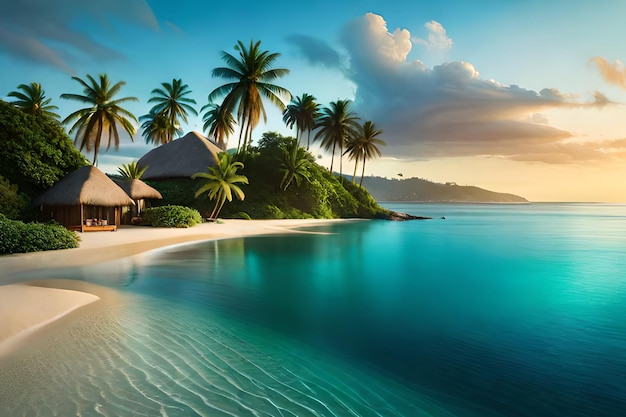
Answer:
top-left (1, 203), bottom-right (626, 416)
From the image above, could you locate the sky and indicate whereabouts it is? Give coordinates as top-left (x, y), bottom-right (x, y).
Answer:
top-left (2, 0), bottom-right (626, 202)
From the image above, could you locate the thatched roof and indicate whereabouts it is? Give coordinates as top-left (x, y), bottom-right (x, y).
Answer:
top-left (138, 131), bottom-right (221, 180)
top-left (112, 178), bottom-right (163, 200)
top-left (33, 166), bottom-right (135, 207)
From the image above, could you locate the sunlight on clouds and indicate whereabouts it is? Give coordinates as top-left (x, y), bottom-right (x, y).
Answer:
top-left (336, 13), bottom-right (617, 165)
top-left (590, 57), bottom-right (626, 90)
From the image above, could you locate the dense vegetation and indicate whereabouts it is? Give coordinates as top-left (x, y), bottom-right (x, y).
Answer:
top-left (0, 214), bottom-right (80, 254)
top-left (0, 100), bottom-right (88, 218)
top-left (147, 133), bottom-right (387, 219)
top-left (141, 205), bottom-right (203, 228)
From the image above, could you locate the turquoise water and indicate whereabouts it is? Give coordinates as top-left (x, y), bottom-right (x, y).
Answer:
top-left (1, 203), bottom-right (626, 416)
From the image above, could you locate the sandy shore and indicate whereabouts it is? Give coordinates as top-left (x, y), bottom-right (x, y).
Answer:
top-left (0, 219), bottom-right (353, 356)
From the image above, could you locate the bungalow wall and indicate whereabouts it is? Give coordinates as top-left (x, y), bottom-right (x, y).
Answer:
top-left (39, 205), bottom-right (121, 230)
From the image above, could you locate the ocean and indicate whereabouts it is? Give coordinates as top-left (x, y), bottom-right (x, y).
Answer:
top-left (1, 203), bottom-right (625, 416)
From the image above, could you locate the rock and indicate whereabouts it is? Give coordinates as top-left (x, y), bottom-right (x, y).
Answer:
top-left (377, 210), bottom-right (432, 221)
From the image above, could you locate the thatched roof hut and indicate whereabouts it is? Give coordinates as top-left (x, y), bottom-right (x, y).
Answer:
top-left (138, 131), bottom-right (221, 180)
top-left (33, 166), bottom-right (134, 231)
top-left (111, 178), bottom-right (163, 200)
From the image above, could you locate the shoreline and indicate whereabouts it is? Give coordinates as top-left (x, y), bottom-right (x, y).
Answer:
top-left (0, 219), bottom-right (357, 356)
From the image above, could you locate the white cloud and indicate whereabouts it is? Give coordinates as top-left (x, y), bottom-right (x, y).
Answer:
top-left (337, 13), bottom-right (613, 164)
top-left (414, 20), bottom-right (453, 51)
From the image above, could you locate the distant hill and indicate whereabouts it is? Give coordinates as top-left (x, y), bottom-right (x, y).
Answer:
top-left (361, 176), bottom-right (528, 203)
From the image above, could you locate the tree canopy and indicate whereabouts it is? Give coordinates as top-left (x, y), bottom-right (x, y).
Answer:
top-left (0, 100), bottom-right (88, 198)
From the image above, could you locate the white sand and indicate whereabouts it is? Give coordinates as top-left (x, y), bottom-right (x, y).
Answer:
top-left (0, 219), bottom-right (354, 357)
top-left (0, 284), bottom-right (100, 356)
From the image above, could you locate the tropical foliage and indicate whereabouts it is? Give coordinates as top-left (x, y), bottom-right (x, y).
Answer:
top-left (0, 100), bottom-right (87, 200)
top-left (314, 99), bottom-right (360, 176)
top-left (201, 101), bottom-right (236, 149)
top-left (192, 151), bottom-right (249, 219)
top-left (278, 139), bottom-right (314, 191)
top-left (61, 73), bottom-right (138, 165)
top-left (0, 176), bottom-right (28, 220)
top-left (0, 214), bottom-right (80, 254)
top-left (282, 93), bottom-right (319, 149)
top-left (117, 161), bottom-right (148, 179)
top-left (7, 82), bottom-right (60, 119)
top-left (345, 121), bottom-right (386, 186)
top-left (139, 108), bottom-right (182, 145)
top-left (146, 78), bottom-right (197, 144)
top-left (141, 205), bottom-right (202, 228)
top-left (209, 40), bottom-right (291, 154)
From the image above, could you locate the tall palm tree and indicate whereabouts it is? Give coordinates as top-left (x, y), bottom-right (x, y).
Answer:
top-left (279, 140), bottom-right (314, 191)
top-left (209, 39), bottom-right (291, 155)
top-left (353, 120), bottom-right (387, 187)
top-left (192, 151), bottom-right (248, 220)
top-left (139, 109), bottom-right (182, 145)
top-left (8, 82), bottom-right (60, 119)
top-left (314, 99), bottom-right (360, 176)
top-left (201, 101), bottom-right (236, 150)
top-left (61, 74), bottom-right (138, 165)
top-left (147, 78), bottom-right (197, 143)
top-left (282, 93), bottom-right (319, 149)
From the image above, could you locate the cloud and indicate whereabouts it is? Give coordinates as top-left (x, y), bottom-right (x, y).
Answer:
top-left (285, 35), bottom-right (343, 69)
top-left (332, 13), bottom-right (611, 164)
top-left (0, 0), bottom-right (158, 73)
top-left (590, 57), bottom-right (626, 90)
top-left (413, 20), bottom-right (453, 51)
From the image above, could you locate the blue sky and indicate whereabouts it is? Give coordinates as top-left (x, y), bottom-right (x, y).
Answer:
top-left (2, 0), bottom-right (626, 201)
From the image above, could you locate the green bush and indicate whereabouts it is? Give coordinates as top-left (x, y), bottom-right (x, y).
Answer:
top-left (141, 205), bottom-right (202, 228)
top-left (0, 176), bottom-right (29, 220)
top-left (0, 214), bottom-right (80, 254)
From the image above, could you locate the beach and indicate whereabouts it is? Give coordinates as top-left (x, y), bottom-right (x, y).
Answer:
top-left (0, 219), bottom-right (351, 357)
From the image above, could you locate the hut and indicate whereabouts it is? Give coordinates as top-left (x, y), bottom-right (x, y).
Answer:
top-left (111, 177), bottom-right (163, 217)
top-left (33, 166), bottom-right (135, 232)
top-left (137, 131), bottom-right (221, 180)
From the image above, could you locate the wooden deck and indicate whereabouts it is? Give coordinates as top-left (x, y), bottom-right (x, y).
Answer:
top-left (68, 225), bottom-right (117, 232)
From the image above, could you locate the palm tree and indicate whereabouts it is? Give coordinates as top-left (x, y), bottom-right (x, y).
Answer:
top-left (282, 93), bottom-right (319, 149)
top-left (201, 101), bottom-right (236, 150)
top-left (279, 140), bottom-right (314, 191)
top-left (8, 82), bottom-right (60, 119)
top-left (314, 99), bottom-right (360, 176)
top-left (117, 161), bottom-right (148, 179)
top-left (209, 39), bottom-right (291, 155)
top-left (147, 78), bottom-right (197, 143)
top-left (139, 109), bottom-right (182, 145)
top-left (117, 161), bottom-right (149, 216)
top-left (61, 74), bottom-right (138, 165)
top-left (192, 151), bottom-right (248, 219)
top-left (353, 120), bottom-right (387, 187)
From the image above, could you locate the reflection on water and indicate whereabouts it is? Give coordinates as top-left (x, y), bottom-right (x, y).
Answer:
top-left (2, 203), bottom-right (626, 416)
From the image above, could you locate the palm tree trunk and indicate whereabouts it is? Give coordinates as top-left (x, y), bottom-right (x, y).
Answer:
top-left (352, 158), bottom-right (359, 183)
top-left (306, 129), bottom-right (311, 150)
top-left (330, 143), bottom-right (336, 173)
top-left (359, 155), bottom-right (367, 187)
top-left (339, 141), bottom-right (344, 177)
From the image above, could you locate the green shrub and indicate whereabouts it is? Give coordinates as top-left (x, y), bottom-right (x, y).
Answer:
top-left (141, 205), bottom-right (202, 228)
top-left (0, 214), bottom-right (80, 254)
top-left (0, 176), bottom-right (29, 219)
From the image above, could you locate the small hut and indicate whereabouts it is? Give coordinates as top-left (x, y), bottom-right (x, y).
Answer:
top-left (138, 131), bottom-right (221, 180)
top-left (112, 178), bottom-right (163, 216)
top-left (33, 166), bottom-right (135, 232)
